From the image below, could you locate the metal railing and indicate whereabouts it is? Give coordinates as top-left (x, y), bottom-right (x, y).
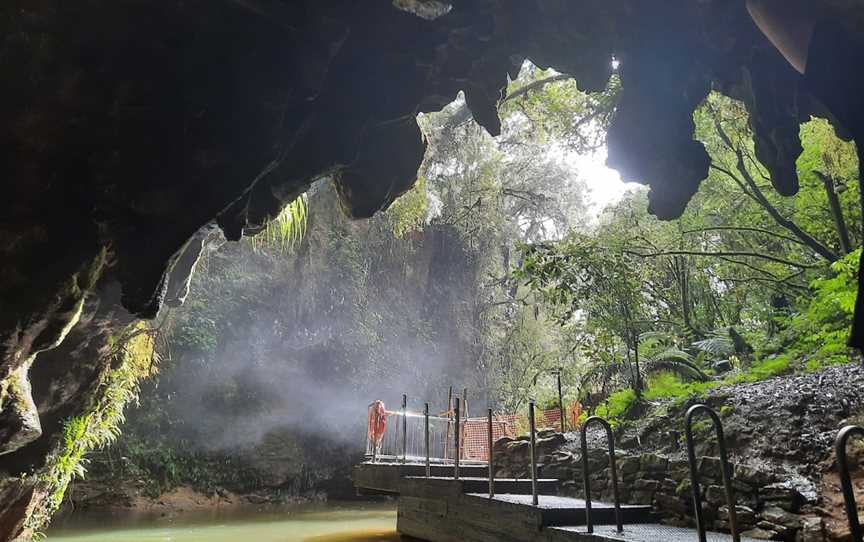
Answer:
top-left (836, 425), bottom-right (864, 542)
top-left (455, 398), bottom-right (461, 479)
top-left (487, 408), bottom-right (495, 497)
top-left (365, 400), bottom-right (500, 466)
top-left (684, 404), bottom-right (739, 542)
top-left (580, 416), bottom-right (623, 533)
top-left (529, 399), bottom-right (539, 505)
top-left (366, 403), bottom-right (454, 463)
top-left (424, 403), bottom-right (431, 477)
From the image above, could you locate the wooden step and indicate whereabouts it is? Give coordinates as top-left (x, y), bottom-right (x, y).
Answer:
top-left (548, 523), bottom-right (764, 541)
top-left (353, 461), bottom-right (489, 493)
top-left (467, 494), bottom-right (655, 527)
top-left (409, 475), bottom-right (559, 495)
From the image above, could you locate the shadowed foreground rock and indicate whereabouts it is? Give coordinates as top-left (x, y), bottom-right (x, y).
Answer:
top-left (1, 0), bottom-right (861, 538)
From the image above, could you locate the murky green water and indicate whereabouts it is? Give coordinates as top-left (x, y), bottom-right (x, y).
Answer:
top-left (46, 502), bottom-right (402, 542)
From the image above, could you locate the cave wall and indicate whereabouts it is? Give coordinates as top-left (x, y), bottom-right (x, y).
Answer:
top-left (0, 0), bottom-right (851, 539)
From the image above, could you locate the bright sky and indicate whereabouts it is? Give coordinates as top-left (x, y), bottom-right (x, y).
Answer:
top-left (558, 145), bottom-right (643, 221)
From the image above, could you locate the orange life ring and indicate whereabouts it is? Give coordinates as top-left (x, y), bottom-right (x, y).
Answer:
top-left (368, 400), bottom-right (387, 446)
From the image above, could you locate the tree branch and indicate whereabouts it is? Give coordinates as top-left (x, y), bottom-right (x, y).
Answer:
top-left (625, 249), bottom-right (820, 269)
top-left (682, 226), bottom-right (805, 245)
top-left (733, 147), bottom-right (839, 262)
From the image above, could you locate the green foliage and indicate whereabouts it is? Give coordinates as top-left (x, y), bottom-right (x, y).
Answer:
top-left (691, 336), bottom-right (735, 357)
top-left (106, 433), bottom-right (286, 497)
top-left (249, 194), bottom-right (308, 253)
top-left (517, 89), bottom-right (861, 414)
top-left (772, 249), bottom-right (861, 370)
top-left (385, 175), bottom-right (429, 238)
top-left (500, 66), bottom-right (619, 152)
top-left (593, 388), bottom-right (637, 423)
top-left (28, 322), bottom-right (157, 532)
top-left (643, 372), bottom-right (719, 401)
top-left (734, 356), bottom-right (793, 382)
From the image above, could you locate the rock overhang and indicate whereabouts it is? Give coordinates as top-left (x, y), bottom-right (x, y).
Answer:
top-left (0, 0), bottom-right (857, 501)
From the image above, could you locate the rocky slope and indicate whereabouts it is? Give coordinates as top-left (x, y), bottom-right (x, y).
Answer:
top-left (494, 363), bottom-right (864, 541)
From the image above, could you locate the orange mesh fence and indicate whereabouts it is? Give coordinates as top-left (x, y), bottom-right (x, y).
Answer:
top-left (461, 414), bottom-right (518, 460)
top-left (366, 400), bottom-right (584, 461)
top-left (541, 408), bottom-right (561, 431)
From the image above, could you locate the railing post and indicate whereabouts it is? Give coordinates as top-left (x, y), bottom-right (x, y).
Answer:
top-left (401, 394), bottom-right (408, 464)
top-left (444, 386), bottom-right (453, 460)
top-left (369, 403), bottom-right (377, 463)
top-left (529, 399), bottom-right (539, 505)
top-left (424, 402), bottom-right (431, 478)
top-left (454, 398), bottom-right (461, 480)
top-left (836, 425), bottom-right (864, 542)
top-left (557, 368), bottom-right (566, 433)
top-left (685, 404), bottom-right (739, 542)
top-left (488, 408), bottom-right (495, 498)
top-left (580, 416), bottom-right (622, 533)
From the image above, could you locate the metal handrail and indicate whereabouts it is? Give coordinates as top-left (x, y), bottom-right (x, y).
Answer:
top-left (580, 416), bottom-right (622, 533)
top-left (424, 403), bottom-right (431, 478)
top-left (488, 408), bottom-right (495, 498)
top-left (836, 425), bottom-right (864, 542)
top-left (684, 404), bottom-right (739, 542)
top-left (529, 400), bottom-right (539, 505)
top-left (366, 406), bottom-right (453, 463)
top-left (454, 397), bottom-right (461, 479)
top-left (401, 394), bottom-right (408, 464)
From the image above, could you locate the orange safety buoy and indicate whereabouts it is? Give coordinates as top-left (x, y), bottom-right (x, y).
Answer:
top-left (368, 400), bottom-right (387, 448)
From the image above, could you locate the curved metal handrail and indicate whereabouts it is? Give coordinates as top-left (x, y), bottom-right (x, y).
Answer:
top-left (580, 416), bottom-right (622, 533)
top-left (836, 425), bottom-right (864, 542)
top-left (684, 404), bottom-right (739, 542)
top-left (529, 400), bottom-right (539, 505)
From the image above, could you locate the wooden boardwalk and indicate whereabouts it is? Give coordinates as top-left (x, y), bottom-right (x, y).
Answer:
top-left (352, 461), bottom-right (760, 542)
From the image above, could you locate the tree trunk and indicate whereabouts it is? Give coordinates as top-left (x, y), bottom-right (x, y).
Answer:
top-left (815, 171), bottom-right (853, 255)
top-left (631, 330), bottom-right (643, 398)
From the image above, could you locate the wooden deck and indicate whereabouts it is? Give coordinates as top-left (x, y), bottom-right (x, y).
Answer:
top-left (352, 461), bottom-right (757, 542)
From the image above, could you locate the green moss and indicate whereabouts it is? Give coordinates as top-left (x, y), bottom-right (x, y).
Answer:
top-left (26, 322), bottom-right (157, 533)
top-left (726, 355), bottom-right (792, 384)
top-left (384, 175), bottom-right (429, 238)
top-left (593, 388), bottom-right (637, 423)
top-left (643, 372), bottom-right (720, 401)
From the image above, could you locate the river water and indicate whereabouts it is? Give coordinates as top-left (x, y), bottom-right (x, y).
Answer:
top-left (46, 502), bottom-right (402, 542)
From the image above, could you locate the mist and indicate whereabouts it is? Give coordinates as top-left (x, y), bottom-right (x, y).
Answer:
top-left (126, 182), bottom-right (488, 474)
top-left (102, 87), bottom-right (593, 496)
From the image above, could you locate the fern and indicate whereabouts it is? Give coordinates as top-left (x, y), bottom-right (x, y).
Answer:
top-left (249, 194), bottom-right (308, 253)
top-left (692, 336), bottom-right (734, 356)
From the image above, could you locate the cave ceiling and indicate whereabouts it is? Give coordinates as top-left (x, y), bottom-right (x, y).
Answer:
top-left (0, 0), bottom-right (848, 456)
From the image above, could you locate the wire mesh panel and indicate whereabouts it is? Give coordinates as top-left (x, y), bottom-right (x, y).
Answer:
top-left (365, 407), bottom-right (519, 463)
top-left (541, 409), bottom-right (562, 431)
top-left (462, 415), bottom-right (518, 460)
top-left (366, 409), bottom-right (454, 462)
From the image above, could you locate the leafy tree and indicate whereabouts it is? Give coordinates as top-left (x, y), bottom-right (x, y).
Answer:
top-left (516, 91), bottom-right (861, 412)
